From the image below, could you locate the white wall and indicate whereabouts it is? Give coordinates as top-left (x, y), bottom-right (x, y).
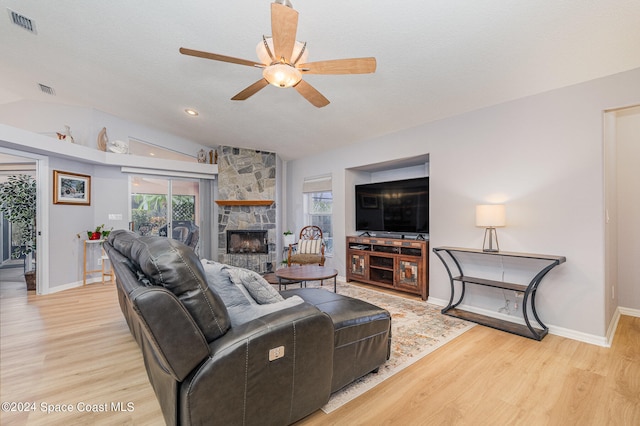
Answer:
top-left (285, 67), bottom-right (640, 341)
top-left (26, 155), bottom-right (132, 289)
top-left (616, 106), bottom-right (640, 310)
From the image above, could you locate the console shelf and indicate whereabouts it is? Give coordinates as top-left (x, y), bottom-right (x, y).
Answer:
top-left (451, 276), bottom-right (528, 293)
top-left (433, 247), bottom-right (566, 340)
top-left (346, 236), bottom-right (428, 300)
top-left (443, 307), bottom-right (545, 338)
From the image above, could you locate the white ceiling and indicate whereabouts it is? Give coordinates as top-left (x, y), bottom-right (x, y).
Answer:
top-left (1, 0), bottom-right (639, 161)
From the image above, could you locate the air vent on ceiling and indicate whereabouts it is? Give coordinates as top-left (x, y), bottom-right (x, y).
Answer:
top-left (7, 8), bottom-right (36, 34)
top-left (38, 84), bottom-right (56, 96)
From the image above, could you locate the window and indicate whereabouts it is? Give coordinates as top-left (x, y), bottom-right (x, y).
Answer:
top-left (304, 191), bottom-right (333, 255)
top-left (302, 175), bottom-right (332, 255)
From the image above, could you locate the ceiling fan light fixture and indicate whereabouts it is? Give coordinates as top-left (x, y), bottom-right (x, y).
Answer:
top-left (180, 1), bottom-right (374, 107)
top-left (263, 63), bottom-right (302, 88)
top-left (256, 37), bottom-right (309, 65)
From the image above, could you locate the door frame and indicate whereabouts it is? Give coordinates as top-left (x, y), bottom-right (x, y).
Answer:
top-left (0, 146), bottom-right (50, 294)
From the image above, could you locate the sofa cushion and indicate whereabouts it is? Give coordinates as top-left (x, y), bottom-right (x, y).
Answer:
top-left (201, 260), bottom-right (303, 326)
top-left (201, 260), bottom-right (252, 309)
top-left (226, 296), bottom-right (305, 327)
top-left (128, 235), bottom-right (231, 342)
top-left (227, 267), bottom-right (284, 304)
top-left (281, 288), bottom-right (391, 392)
top-left (298, 239), bottom-right (322, 254)
top-left (109, 229), bottom-right (139, 258)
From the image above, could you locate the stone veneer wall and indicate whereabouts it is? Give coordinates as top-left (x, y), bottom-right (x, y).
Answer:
top-left (217, 146), bottom-right (277, 272)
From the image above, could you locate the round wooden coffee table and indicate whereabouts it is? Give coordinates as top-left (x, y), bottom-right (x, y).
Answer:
top-left (261, 272), bottom-right (302, 289)
top-left (275, 265), bottom-right (338, 292)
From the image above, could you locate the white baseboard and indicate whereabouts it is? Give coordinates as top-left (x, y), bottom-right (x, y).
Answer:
top-left (618, 306), bottom-right (640, 317)
top-left (427, 296), bottom-right (448, 307)
top-left (550, 323), bottom-right (609, 347)
top-left (44, 277), bottom-right (104, 294)
top-left (604, 309), bottom-right (621, 347)
top-left (605, 306), bottom-right (640, 347)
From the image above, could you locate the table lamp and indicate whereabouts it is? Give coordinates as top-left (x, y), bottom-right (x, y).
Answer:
top-left (476, 204), bottom-right (506, 252)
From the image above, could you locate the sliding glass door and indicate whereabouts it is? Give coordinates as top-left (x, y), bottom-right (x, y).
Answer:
top-left (130, 176), bottom-right (201, 252)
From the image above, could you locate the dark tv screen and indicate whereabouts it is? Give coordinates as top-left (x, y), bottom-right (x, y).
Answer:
top-left (355, 177), bottom-right (429, 234)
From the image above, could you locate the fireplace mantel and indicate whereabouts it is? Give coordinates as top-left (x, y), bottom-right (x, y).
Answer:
top-left (215, 200), bottom-right (274, 206)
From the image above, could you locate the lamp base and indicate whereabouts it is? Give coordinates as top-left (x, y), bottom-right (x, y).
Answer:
top-left (482, 228), bottom-right (500, 252)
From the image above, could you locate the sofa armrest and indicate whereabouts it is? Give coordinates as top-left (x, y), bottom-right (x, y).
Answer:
top-left (179, 303), bottom-right (334, 426)
top-left (130, 286), bottom-right (210, 382)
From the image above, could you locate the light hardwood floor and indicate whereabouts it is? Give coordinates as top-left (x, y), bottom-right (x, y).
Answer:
top-left (1, 279), bottom-right (638, 425)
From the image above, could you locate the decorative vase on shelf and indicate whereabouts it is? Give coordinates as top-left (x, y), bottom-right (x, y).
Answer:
top-left (97, 127), bottom-right (108, 151)
top-left (197, 149), bottom-right (206, 163)
top-left (64, 125), bottom-right (75, 144)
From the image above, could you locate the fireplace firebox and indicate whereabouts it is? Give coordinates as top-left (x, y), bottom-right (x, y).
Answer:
top-left (226, 230), bottom-right (269, 254)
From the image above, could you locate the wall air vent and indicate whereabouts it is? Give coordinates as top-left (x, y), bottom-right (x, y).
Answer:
top-left (7, 8), bottom-right (36, 34)
top-left (38, 84), bottom-right (56, 96)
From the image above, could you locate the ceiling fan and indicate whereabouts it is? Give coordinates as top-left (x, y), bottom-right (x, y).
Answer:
top-left (179, 0), bottom-right (376, 108)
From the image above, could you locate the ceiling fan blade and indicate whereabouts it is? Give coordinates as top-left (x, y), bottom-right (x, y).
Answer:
top-left (180, 47), bottom-right (263, 67)
top-left (299, 57), bottom-right (377, 75)
top-left (294, 80), bottom-right (330, 108)
top-left (271, 2), bottom-right (299, 62)
top-left (231, 79), bottom-right (269, 101)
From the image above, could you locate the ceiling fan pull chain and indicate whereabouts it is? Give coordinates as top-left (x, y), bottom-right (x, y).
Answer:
top-left (262, 35), bottom-right (276, 62)
top-left (292, 42), bottom-right (307, 66)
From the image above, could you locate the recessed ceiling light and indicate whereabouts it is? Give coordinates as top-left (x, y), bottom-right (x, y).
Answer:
top-left (184, 108), bottom-right (199, 116)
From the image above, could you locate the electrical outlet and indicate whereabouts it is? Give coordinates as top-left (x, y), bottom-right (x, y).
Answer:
top-left (612, 285), bottom-right (615, 299)
top-left (97, 258), bottom-right (102, 266)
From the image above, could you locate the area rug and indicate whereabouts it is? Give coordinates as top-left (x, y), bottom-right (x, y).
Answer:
top-left (299, 280), bottom-right (475, 413)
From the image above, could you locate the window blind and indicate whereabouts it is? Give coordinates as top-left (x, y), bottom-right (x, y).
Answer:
top-left (302, 174), bottom-right (332, 193)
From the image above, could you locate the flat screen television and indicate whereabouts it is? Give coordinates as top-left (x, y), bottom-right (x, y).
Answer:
top-left (355, 177), bottom-right (429, 235)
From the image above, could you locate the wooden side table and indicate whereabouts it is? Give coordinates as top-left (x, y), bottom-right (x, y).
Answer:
top-left (83, 239), bottom-right (113, 285)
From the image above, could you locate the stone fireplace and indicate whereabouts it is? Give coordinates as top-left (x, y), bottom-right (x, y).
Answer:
top-left (226, 230), bottom-right (268, 254)
top-left (217, 146), bottom-right (277, 273)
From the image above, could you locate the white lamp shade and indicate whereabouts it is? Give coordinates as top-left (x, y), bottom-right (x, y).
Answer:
top-left (256, 37), bottom-right (308, 88)
top-left (476, 204), bottom-right (506, 227)
top-left (262, 64), bottom-right (302, 88)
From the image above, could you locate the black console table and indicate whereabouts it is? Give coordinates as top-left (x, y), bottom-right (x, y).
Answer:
top-left (433, 247), bottom-right (566, 340)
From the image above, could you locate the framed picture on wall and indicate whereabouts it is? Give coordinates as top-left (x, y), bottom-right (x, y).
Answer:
top-left (53, 170), bottom-right (91, 205)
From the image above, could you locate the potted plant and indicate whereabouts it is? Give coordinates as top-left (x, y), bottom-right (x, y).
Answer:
top-left (283, 230), bottom-right (295, 248)
top-left (84, 224), bottom-right (112, 240)
top-left (0, 175), bottom-right (37, 290)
